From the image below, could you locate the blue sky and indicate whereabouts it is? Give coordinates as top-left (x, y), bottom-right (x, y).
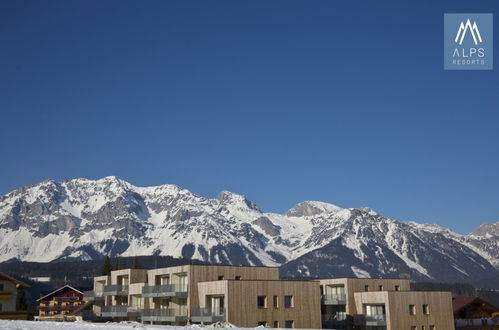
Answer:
top-left (1, 0), bottom-right (498, 234)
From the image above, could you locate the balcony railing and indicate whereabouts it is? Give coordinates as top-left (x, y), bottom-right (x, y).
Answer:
top-left (140, 308), bottom-right (189, 322)
top-left (191, 308), bottom-right (225, 323)
top-left (83, 290), bottom-right (105, 301)
top-left (54, 296), bottom-right (81, 302)
top-left (321, 293), bottom-right (347, 305)
top-left (365, 314), bottom-right (386, 326)
top-left (103, 285), bottom-right (129, 296)
top-left (37, 305), bottom-right (80, 311)
top-left (141, 284), bottom-right (188, 297)
top-left (100, 305), bottom-right (140, 318)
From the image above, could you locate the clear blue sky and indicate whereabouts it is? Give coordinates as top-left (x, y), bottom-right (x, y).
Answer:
top-left (1, 0), bottom-right (498, 234)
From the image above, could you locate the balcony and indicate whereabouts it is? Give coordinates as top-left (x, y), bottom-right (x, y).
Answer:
top-left (83, 290), bottom-right (105, 302)
top-left (141, 308), bottom-right (189, 322)
top-left (142, 284), bottom-right (188, 298)
top-left (54, 296), bottom-right (81, 302)
top-left (100, 305), bottom-right (140, 318)
top-left (191, 308), bottom-right (225, 323)
top-left (103, 285), bottom-right (129, 296)
top-left (365, 314), bottom-right (386, 326)
top-left (37, 305), bottom-right (80, 311)
top-left (0, 291), bottom-right (12, 301)
top-left (321, 293), bottom-right (347, 305)
top-left (322, 312), bottom-right (348, 327)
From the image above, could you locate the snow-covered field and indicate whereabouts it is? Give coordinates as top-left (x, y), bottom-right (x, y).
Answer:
top-left (0, 321), bottom-right (302, 330)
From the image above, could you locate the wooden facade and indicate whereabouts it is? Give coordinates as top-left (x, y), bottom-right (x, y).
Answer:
top-left (354, 291), bottom-right (455, 330)
top-left (197, 279), bottom-right (322, 328)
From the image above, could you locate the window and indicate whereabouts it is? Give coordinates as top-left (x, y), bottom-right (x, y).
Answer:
top-left (273, 296), bottom-right (279, 308)
top-left (409, 304), bottom-right (416, 315)
top-left (429, 325), bottom-right (436, 330)
top-left (378, 285), bottom-right (383, 291)
top-left (218, 276), bottom-right (224, 280)
top-left (273, 321), bottom-right (279, 328)
top-left (422, 304), bottom-right (430, 315)
top-left (422, 326), bottom-right (426, 330)
top-left (284, 295), bottom-right (294, 308)
top-left (395, 285), bottom-right (400, 291)
top-left (257, 296), bottom-right (267, 308)
top-left (257, 321), bottom-right (267, 327)
top-left (285, 320), bottom-right (294, 328)
top-left (0, 284), bottom-right (4, 291)
top-left (410, 327), bottom-right (417, 330)
top-left (364, 285), bottom-right (369, 292)
top-left (0, 303), bottom-right (2, 312)
top-left (235, 276), bottom-right (241, 280)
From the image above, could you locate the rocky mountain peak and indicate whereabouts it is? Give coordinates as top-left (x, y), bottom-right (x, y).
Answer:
top-left (285, 201), bottom-right (342, 217)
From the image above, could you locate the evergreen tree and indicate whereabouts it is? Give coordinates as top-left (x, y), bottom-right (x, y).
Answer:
top-left (112, 256), bottom-right (120, 271)
top-left (101, 255), bottom-right (111, 275)
top-left (16, 287), bottom-right (28, 311)
top-left (132, 257), bottom-right (143, 269)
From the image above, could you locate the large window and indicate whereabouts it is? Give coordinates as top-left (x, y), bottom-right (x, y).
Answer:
top-left (285, 320), bottom-right (294, 328)
top-left (409, 304), bottom-right (416, 315)
top-left (284, 295), bottom-right (294, 308)
top-left (422, 304), bottom-right (430, 315)
top-left (257, 296), bottom-right (267, 308)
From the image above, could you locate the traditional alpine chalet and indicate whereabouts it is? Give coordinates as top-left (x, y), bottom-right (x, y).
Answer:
top-left (0, 272), bottom-right (30, 320)
top-left (84, 264), bottom-right (456, 330)
top-left (36, 285), bottom-right (85, 321)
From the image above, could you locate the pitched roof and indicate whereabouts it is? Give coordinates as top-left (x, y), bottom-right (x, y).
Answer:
top-left (453, 296), bottom-right (499, 313)
top-left (36, 285), bottom-right (83, 302)
top-left (0, 272), bottom-right (30, 288)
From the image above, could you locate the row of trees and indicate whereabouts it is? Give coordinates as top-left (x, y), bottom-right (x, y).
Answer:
top-left (101, 256), bottom-right (143, 275)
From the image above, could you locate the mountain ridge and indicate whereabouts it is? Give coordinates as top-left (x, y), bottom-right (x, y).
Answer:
top-left (0, 177), bottom-right (497, 284)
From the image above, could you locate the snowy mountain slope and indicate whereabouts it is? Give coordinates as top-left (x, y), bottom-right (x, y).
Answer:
top-left (0, 177), bottom-right (497, 283)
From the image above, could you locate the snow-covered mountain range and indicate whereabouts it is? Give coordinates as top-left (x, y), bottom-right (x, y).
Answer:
top-left (0, 176), bottom-right (497, 283)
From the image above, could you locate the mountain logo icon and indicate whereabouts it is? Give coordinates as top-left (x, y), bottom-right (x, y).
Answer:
top-left (455, 18), bottom-right (483, 45)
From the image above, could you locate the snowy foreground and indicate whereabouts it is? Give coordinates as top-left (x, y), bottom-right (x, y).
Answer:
top-left (0, 321), bottom-right (311, 330)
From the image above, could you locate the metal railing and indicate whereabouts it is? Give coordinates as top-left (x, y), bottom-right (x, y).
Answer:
top-left (141, 284), bottom-right (188, 297)
top-left (321, 293), bottom-right (347, 304)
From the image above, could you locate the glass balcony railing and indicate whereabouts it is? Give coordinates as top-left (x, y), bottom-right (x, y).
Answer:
top-left (321, 293), bottom-right (347, 305)
top-left (191, 308), bottom-right (225, 323)
top-left (100, 305), bottom-right (139, 317)
top-left (103, 285), bottom-right (129, 296)
top-left (83, 290), bottom-right (105, 301)
top-left (365, 314), bottom-right (386, 326)
top-left (141, 284), bottom-right (188, 297)
top-left (140, 308), bottom-right (189, 321)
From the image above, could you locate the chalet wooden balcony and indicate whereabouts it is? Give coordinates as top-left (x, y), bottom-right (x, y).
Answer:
top-left (37, 305), bottom-right (80, 311)
top-left (0, 291), bottom-right (13, 301)
top-left (141, 284), bottom-right (188, 298)
top-left (53, 296), bottom-right (81, 302)
top-left (140, 308), bottom-right (188, 322)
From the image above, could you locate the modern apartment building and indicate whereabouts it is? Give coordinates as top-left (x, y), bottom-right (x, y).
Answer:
top-left (320, 278), bottom-right (455, 330)
top-left (84, 265), bottom-right (455, 330)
